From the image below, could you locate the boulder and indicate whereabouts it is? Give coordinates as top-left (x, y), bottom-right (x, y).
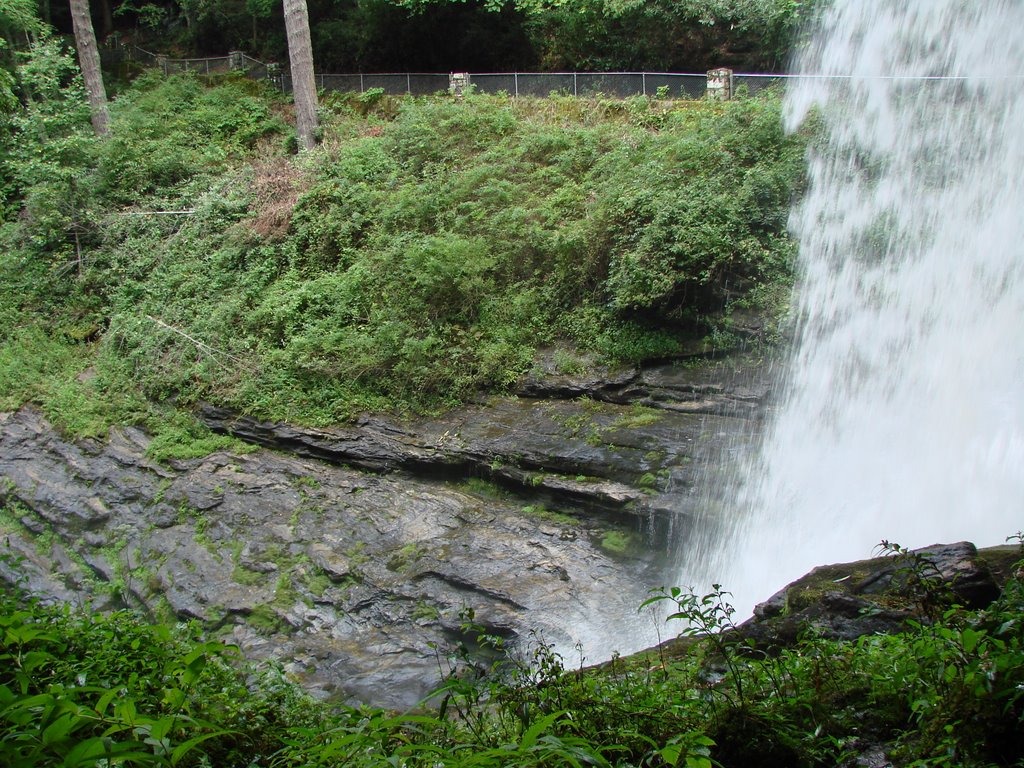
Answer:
top-left (738, 541), bottom-right (1001, 649)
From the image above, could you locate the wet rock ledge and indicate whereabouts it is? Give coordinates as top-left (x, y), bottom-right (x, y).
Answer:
top-left (0, 355), bottom-right (769, 709)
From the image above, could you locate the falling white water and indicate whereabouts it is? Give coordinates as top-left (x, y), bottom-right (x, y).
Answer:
top-left (678, 0), bottom-right (1024, 618)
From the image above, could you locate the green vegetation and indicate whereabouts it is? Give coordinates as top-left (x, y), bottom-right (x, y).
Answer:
top-left (462, 477), bottom-right (511, 500)
top-left (521, 503), bottom-right (577, 526)
top-left (387, 542), bottom-right (427, 572)
top-left (598, 529), bottom-right (638, 555)
top-left (0, 48), bottom-right (806, 430)
top-left (611, 403), bottom-right (663, 430)
top-left (302, 565), bottom-right (333, 598)
top-left (231, 561), bottom-right (266, 586)
top-left (3, 542), bottom-right (1022, 768)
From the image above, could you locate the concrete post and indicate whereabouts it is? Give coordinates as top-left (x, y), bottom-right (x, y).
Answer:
top-left (706, 68), bottom-right (734, 100)
top-left (229, 50), bottom-right (244, 70)
top-left (449, 72), bottom-right (469, 100)
top-left (266, 63), bottom-right (283, 91)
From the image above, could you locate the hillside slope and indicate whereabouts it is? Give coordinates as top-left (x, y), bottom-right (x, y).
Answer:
top-left (1, 70), bottom-right (805, 438)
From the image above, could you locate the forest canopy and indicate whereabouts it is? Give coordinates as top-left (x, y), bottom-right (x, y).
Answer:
top-left (28, 0), bottom-right (812, 74)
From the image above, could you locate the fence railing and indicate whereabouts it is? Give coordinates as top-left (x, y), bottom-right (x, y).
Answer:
top-left (102, 42), bottom-right (785, 100)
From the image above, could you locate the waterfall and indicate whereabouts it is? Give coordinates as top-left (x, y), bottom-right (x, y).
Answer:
top-left (678, 0), bottom-right (1024, 618)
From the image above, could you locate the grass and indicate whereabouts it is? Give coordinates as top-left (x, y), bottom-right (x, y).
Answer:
top-left (611, 403), bottom-right (663, 430)
top-left (387, 542), bottom-right (426, 573)
top-left (463, 477), bottom-right (511, 500)
top-left (599, 529), bottom-right (639, 555)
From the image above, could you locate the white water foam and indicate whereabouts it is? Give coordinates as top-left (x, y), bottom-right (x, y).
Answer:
top-left (678, 0), bottom-right (1024, 618)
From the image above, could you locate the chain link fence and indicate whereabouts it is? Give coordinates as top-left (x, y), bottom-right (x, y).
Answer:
top-left (466, 72), bottom-right (712, 98)
top-left (286, 72), bottom-right (735, 98)
top-left (101, 42), bottom-right (786, 99)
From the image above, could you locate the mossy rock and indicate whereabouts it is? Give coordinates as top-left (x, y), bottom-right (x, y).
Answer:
top-left (741, 541), bottom-right (1005, 651)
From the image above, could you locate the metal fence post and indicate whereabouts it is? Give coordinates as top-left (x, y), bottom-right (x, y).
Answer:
top-left (642, 72), bottom-right (646, 96)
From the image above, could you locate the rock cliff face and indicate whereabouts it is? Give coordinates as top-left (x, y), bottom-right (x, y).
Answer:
top-left (0, 355), bottom-right (769, 709)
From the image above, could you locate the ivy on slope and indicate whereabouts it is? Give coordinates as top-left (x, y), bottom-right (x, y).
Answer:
top-left (1, 63), bottom-right (806, 429)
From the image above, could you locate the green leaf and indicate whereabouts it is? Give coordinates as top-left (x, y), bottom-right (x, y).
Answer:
top-left (960, 628), bottom-right (983, 654)
top-left (519, 710), bottom-right (565, 749)
top-left (62, 737), bottom-right (112, 767)
top-left (114, 697), bottom-right (137, 725)
top-left (90, 688), bottom-right (117, 717)
top-left (148, 715), bottom-right (175, 742)
top-left (170, 729), bottom-right (231, 765)
top-left (659, 743), bottom-right (683, 765)
top-left (42, 711), bottom-right (81, 745)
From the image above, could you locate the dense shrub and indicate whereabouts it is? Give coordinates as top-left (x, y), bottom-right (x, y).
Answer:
top-left (0, 575), bottom-right (326, 767)
top-left (95, 71), bottom-right (289, 205)
top-left (1, 61), bottom-right (805, 425)
top-left (2, 542), bottom-right (1021, 767)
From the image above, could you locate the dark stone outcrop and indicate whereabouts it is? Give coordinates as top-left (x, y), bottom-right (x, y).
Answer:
top-left (516, 347), bottom-right (771, 418)
top-left (737, 540), bottom-right (1002, 649)
top-left (637, 541), bottom-right (1015, 768)
top-left (639, 541), bottom-right (1014, 692)
top-left (197, 355), bottom-right (770, 540)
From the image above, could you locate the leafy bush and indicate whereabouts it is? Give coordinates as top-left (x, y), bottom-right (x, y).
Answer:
top-left (95, 72), bottom-right (289, 205)
top-left (1, 71), bottom-right (804, 426)
top-left (1, 542), bottom-right (1022, 767)
top-left (0, 575), bottom-right (323, 767)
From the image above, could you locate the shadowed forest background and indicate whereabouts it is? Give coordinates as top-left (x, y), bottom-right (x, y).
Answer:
top-left (32, 0), bottom-right (805, 74)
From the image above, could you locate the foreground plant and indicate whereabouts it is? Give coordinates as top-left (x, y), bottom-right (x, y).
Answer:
top-left (2, 538), bottom-right (1022, 767)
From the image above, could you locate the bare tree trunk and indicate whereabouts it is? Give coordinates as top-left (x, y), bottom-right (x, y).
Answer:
top-left (283, 0), bottom-right (318, 151)
top-left (69, 0), bottom-right (110, 137)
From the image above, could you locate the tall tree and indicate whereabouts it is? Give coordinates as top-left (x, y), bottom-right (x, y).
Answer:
top-left (68, 0), bottom-right (109, 136)
top-left (283, 0), bottom-right (318, 150)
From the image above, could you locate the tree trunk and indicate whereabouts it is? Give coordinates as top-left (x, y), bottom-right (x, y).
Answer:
top-left (282, 0), bottom-right (318, 151)
top-left (69, 0), bottom-right (110, 137)
top-left (98, 0), bottom-right (114, 37)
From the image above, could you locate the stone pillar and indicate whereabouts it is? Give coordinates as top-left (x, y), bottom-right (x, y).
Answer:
top-left (706, 68), bottom-right (734, 100)
top-left (449, 72), bottom-right (469, 100)
top-left (266, 63), bottom-right (283, 92)
top-left (229, 50), bottom-right (245, 70)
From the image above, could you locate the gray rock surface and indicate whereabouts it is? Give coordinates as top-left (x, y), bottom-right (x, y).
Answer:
top-left (0, 356), bottom-right (768, 709)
